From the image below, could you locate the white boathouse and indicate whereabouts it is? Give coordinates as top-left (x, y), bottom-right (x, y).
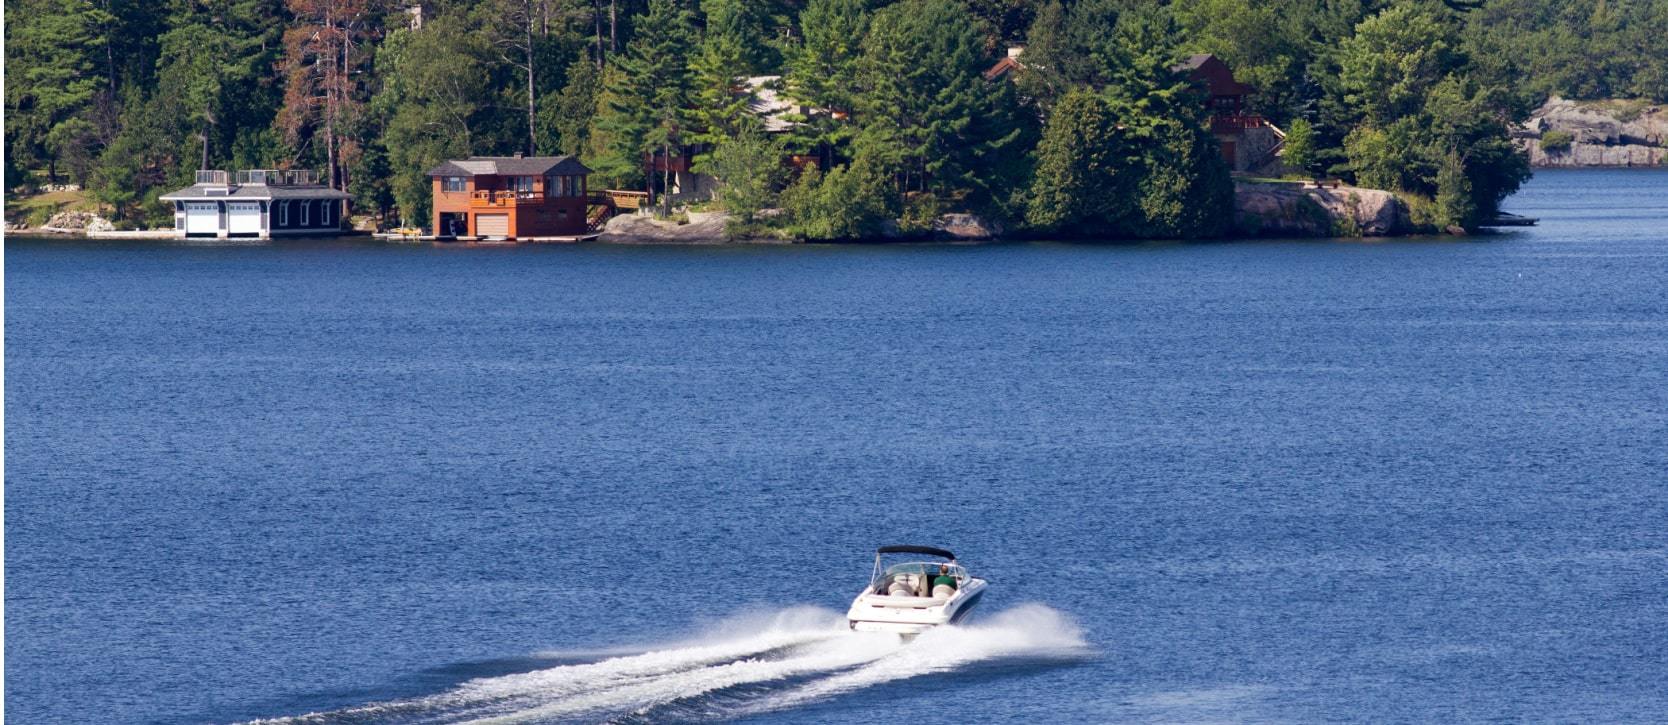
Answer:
top-left (159, 170), bottom-right (350, 239)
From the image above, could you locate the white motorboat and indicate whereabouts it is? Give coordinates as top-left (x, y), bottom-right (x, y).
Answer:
top-left (847, 545), bottom-right (988, 635)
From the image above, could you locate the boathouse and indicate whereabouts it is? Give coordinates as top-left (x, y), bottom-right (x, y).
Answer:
top-left (427, 155), bottom-right (593, 238)
top-left (159, 170), bottom-right (349, 238)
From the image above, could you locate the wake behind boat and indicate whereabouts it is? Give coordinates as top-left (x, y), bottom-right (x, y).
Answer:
top-left (847, 545), bottom-right (988, 635)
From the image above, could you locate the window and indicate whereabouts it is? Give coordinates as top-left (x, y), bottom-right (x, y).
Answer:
top-left (301, 200), bottom-right (309, 226)
top-left (514, 176), bottom-right (534, 193)
top-left (443, 176), bottom-right (466, 192)
top-left (278, 201), bottom-right (288, 227)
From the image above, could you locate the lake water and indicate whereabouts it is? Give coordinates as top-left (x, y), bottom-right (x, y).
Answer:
top-left (6, 168), bottom-right (1668, 723)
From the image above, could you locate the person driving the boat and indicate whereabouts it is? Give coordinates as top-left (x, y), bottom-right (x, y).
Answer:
top-left (931, 564), bottom-right (958, 597)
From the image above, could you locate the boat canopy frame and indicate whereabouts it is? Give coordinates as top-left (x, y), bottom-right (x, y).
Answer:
top-left (876, 545), bottom-right (955, 560)
top-left (869, 546), bottom-right (966, 592)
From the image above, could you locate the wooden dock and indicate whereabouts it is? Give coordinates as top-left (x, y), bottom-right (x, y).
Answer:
top-left (372, 232), bottom-right (599, 243)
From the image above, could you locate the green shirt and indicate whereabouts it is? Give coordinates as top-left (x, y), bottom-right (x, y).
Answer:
top-left (932, 574), bottom-right (958, 590)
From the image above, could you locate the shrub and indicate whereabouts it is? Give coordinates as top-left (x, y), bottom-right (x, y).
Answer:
top-left (1539, 129), bottom-right (1575, 153)
top-left (779, 163), bottom-right (897, 240)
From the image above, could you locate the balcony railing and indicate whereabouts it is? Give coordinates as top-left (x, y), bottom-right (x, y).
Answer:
top-left (238, 169), bottom-right (321, 186)
top-left (470, 190), bottom-right (545, 207)
top-left (1211, 114), bottom-right (1270, 132)
top-left (198, 169), bottom-right (324, 186)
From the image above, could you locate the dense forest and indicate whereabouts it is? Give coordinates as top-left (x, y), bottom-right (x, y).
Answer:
top-left (5, 0), bottom-right (1666, 237)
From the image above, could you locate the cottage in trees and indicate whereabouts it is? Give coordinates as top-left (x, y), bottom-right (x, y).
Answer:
top-left (1174, 54), bottom-right (1285, 173)
top-left (987, 50), bottom-right (1285, 174)
top-left (427, 155), bottom-right (595, 238)
top-left (159, 170), bottom-right (349, 239)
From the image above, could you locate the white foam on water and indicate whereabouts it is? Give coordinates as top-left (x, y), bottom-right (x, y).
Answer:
top-left (731, 603), bottom-right (1091, 718)
top-left (248, 604), bottom-right (1088, 724)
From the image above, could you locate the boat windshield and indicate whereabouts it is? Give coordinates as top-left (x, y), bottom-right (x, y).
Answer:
top-left (870, 561), bottom-right (967, 590)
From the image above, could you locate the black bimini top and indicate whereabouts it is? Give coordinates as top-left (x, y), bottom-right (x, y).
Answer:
top-left (877, 545), bottom-right (956, 560)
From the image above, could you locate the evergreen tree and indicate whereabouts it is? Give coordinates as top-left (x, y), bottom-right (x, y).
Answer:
top-left (598, 0), bottom-right (696, 214)
top-left (687, 26), bottom-right (760, 157)
top-left (5, 0), bottom-right (117, 182)
top-left (785, 0), bottom-right (869, 165)
top-left (702, 0), bottom-right (778, 74)
top-left (1025, 90), bottom-right (1134, 236)
top-left (545, 57), bottom-right (602, 156)
top-left (853, 0), bottom-right (1020, 211)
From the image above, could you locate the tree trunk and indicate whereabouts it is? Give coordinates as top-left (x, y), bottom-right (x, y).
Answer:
top-left (609, 0), bottom-right (618, 54)
top-left (526, 1), bottom-right (537, 155)
top-left (662, 142), bottom-right (673, 217)
top-left (201, 132), bottom-right (209, 170)
top-left (593, 0), bottom-right (603, 67)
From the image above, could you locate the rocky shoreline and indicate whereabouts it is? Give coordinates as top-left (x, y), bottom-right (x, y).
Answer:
top-left (1517, 97), bottom-right (1667, 168)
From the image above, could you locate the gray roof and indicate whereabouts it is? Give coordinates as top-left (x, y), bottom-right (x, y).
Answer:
top-left (743, 76), bottom-right (804, 133)
top-left (159, 185), bottom-right (350, 201)
top-left (427, 155), bottom-right (592, 177)
top-left (1177, 54), bottom-right (1213, 71)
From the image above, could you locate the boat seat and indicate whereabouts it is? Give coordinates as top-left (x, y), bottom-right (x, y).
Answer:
top-left (932, 583), bottom-right (955, 598)
top-left (887, 573), bottom-right (922, 597)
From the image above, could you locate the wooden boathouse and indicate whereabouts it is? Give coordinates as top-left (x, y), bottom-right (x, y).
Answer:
top-left (427, 155), bottom-right (599, 239)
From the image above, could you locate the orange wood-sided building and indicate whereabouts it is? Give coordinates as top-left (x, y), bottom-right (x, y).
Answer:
top-left (428, 155), bottom-right (593, 238)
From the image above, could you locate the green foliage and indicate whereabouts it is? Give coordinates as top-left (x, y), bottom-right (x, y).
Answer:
top-left (545, 58), bottom-right (602, 156)
top-left (1333, 2), bottom-right (1530, 227)
top-left (854, 0), bottom-right (1022, 211)
top-left (694, 126), bottom-right (787, 223)
top-left (687, 28), bottom-right (761, 156)
top-left (1282, 118), bottom-right (1318, 176)
top-left (599, 0), bottom-right (696, 211)
top-left (371, 23), bottom-right (490, 226)
top-left (4, 0), bottom-right (116, 182)
top-left (1464, 0), bottom-right (1668, 103)
top-left (784, 0), bottom-right (869, 164)
top-left (1538, 129), bottom-right (1574, 153)
top-left (1336, 2), bottom-right (1461, 127)
top-left (5, 0), bottom-right (1595, 235)
top-left (779, 163), bottom-right (897, 240)
top-left (1434, 150), bottom-right (1477, 230)
top-left (1025, 90), bottom-right (1133, 236)
top-left (702, 0), bottom-right (779, 74)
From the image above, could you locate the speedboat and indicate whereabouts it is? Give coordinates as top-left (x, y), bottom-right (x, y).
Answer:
top-left (846, 545), bottom-right (988, 635)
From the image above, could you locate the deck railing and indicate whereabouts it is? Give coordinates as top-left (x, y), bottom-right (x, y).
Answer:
top-left (469, 190), bottom-right (544, 207)
top-left (195, 170), bottom-right (230, 186)
top-left (595, 189), bottom-right (649, 210)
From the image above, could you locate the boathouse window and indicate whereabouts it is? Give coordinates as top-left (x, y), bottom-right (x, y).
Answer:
top-left (513, 176), bottom-right (534, 193)
top-left (301, 200), bottom-right (309, 226)
top-left (443, 176), bottom-right (466, 192)
top-left (278, 201), bottom-right (288, 227)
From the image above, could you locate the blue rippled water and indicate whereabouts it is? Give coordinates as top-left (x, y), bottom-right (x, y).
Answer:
top-left (6, 169), bottom-right (1668, 723)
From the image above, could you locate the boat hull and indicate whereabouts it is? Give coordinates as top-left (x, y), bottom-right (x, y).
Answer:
top-left (847, 579), bottom-right (987, 634)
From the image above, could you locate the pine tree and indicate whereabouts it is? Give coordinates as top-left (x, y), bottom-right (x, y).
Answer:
top-left (5, 0), bottom-right (117, 182)
top-left (854, 0), bottom-right (1020, 209)
top-left (545, 57), bottom-right (602, 156)
top-left (687, 28), bottom-right (759, 156)
top-left (785, 0), bottom-right (868, 166)
top-left (1025, 90), bottom-right (1134, 236)
top-left (600, 0), bottom-right (696, 214)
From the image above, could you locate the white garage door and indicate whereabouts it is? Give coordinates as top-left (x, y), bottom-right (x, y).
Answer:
top-left (184, 202), bottom-right (219, 235)
top-left (475, 214), bottom-right (509, 237)
top-left (228, 202), bottom-right (262, 236)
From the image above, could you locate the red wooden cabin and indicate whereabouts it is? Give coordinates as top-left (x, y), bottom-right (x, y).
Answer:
top-left (427, 155), bottom-right (593, 238)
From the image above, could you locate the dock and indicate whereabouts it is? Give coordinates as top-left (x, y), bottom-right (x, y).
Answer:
top-left (372, 233), bottom-right (600, 243)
